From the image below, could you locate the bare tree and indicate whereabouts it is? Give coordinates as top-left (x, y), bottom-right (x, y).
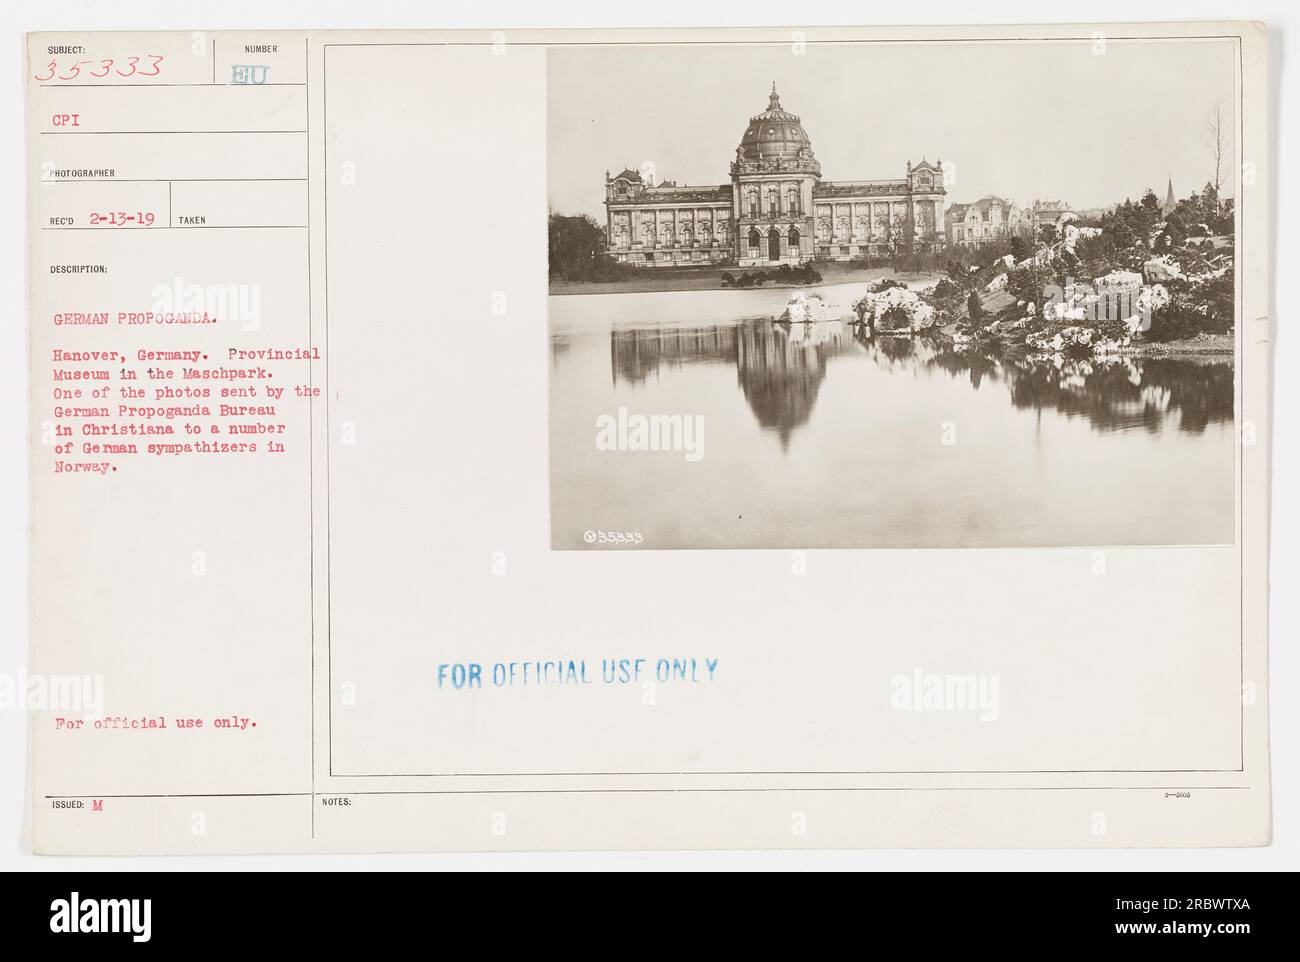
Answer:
top-left (1204, 103), bottom-right (1228, 212)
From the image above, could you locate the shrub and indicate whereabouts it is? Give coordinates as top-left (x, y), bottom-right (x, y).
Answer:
top-left (548, 213), bottom-right (635, 282)
top-left (722, 264), bottom-right (821, 287)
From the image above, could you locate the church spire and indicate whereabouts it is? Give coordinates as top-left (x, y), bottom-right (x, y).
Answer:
top-left (768, 82), bottom-right (780, 110)
top-left (1163, 174), bottom-right (1176, 216)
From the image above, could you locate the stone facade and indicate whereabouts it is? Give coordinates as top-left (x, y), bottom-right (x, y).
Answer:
top-left (1026, 199), bottom-right (1076, 237)
top-left (947, 195), bottom-right (1021, 247)
top-left (604, 85), bottom-right (946, 268)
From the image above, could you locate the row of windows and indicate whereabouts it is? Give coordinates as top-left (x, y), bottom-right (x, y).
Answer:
top-left (744, 187), bottom-right (802, 218)
top-left (953, 224), bottom-right (1010, 239)
top-left (616, 178), bottom-right (936, 208)
top-left (747, 200), bottom-right (801, 217)
top-left (627, 227), bottom-right (808, 246)
top-left (746, 227), bottom-right (801, 249)
top-left (624, 227), bottom-right (730, 248)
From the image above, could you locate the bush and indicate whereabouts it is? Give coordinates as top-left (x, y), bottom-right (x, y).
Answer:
top-left (1147, 273), bottom-right (1233, 340)
top-left (930, 278), bottom-right (961, 300)
top-left (1004, 262), bottom-right (1046, 308)
top-left (548, 213), bottom-right (635, 282)
top-left (722, 264), bottom-right (822, 288)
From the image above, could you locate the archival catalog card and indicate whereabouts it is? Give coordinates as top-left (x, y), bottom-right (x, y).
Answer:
top-left (26, 22), bottom-right (1271, 853)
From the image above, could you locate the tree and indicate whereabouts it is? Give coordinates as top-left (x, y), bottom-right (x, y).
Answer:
top-left (967, 289), bottom-right (983, 323)
top-left (1218, 197), bottom-right (1235, 234)
top-left (1155, 211), bottom-right (1187, 249)
top-left (548, 213), bottom-right (628, 282)
top-left (1204, 103), bottom-right (1228, 212)
top-left (1200, 182), bottom-right (1220, 221)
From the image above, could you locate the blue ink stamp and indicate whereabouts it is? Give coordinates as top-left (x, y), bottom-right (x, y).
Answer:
top-left (231, 64), bottom-right (270, 85)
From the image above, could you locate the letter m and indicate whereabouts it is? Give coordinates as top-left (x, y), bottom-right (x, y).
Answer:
top-left (92, 799), bottom-right (103, 812)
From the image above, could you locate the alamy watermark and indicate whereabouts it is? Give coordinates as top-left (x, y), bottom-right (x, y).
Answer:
top-left (595, 407), bottom-right (705, 462)
top-left (890, 667), bottom-right (1000, 722)
top-left (1, 669), bottom-right (103, 714)
top-left (151, 276), bottom-right (262, 330)
top-left (1040, 275), bottom-right (1166, 331)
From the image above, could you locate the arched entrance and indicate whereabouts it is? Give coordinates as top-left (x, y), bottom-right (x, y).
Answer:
top-left (768, 228), bottom-right (781, 262)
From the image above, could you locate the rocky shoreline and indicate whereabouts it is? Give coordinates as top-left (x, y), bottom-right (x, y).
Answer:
top-left (810, 201), bottom-right (1238, 364)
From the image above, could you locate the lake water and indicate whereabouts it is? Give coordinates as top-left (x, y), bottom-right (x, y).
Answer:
top-left (549, 284), bottom-right (1235, 549)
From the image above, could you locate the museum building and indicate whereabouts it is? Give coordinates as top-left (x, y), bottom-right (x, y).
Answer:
top-left (604, 84), bottom-right (947, 268)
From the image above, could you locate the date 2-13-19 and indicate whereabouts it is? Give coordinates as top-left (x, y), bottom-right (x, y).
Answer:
top-left (89, 212), bottom-right (157, 227)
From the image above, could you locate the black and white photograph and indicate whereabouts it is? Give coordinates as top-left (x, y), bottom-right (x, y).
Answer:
top-left (548, 41), bottom-right (1238, 548)
top-left (4, 0), bottom-right (1293, 910)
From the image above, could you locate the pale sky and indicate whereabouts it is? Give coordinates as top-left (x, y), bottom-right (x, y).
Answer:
top-left (547, 39), bottom-right (1237, 220)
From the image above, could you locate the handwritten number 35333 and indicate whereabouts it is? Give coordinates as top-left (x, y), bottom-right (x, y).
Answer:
top-left (34, 55), bottom-right (164, 81)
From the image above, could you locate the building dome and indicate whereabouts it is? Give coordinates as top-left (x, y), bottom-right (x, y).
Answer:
top-left (737, 84), bottom-right (813, 162)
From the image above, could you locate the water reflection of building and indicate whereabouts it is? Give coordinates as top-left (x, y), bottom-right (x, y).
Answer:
top-left (609, 327), bottom-right (741, 385)
top-left (737, 322), bottom-right (850, 448)
top-left (610, 321), bottom-right (855, 448)
top-left (605, 324), bottom-right (1232, 446)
